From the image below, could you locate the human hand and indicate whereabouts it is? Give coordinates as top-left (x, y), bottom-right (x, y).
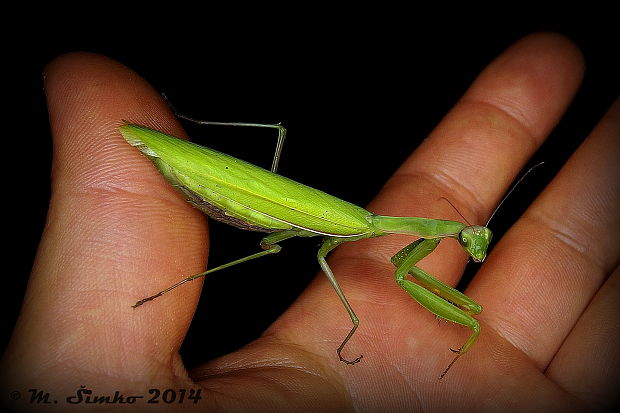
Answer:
top-left (2, 33), bottom-right (618, 412)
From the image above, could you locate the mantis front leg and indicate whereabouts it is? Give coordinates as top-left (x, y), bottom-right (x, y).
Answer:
top-left (392, 238), bottom-right (482, 378)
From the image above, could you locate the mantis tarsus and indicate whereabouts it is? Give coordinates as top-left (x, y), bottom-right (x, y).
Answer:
top-left (121, 120), bottom-right (495, 378)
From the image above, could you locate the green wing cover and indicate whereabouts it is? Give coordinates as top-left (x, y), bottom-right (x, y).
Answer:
top-left (120, 124), bottom-right (373, 236)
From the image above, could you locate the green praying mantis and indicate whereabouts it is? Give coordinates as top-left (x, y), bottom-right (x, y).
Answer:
top-left (121, 119), bottom-right (504, 379)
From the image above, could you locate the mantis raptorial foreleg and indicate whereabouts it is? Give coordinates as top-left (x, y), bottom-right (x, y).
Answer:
top-left (392, 238), bottom-right (481, 378)
top-left (132, 230), bottom-right (302, 308)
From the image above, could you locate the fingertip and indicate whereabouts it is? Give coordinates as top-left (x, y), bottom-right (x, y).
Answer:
top-left (517, 31), bottom-right (585, 91)
top-left (518, 31), bottom-right (584, 68)
top-left (464, 32), bottom-right (585, 139)
top-left (43, 51), bottom-right (119, 81)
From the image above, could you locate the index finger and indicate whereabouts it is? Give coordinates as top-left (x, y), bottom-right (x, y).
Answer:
top-left (338, 33), bottom-right (584, 285)
top-left (380, 32), bottom-right (584, 222)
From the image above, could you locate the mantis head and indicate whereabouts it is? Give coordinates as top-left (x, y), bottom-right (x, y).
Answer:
top-left (458, 225), bottom-right (492, 262)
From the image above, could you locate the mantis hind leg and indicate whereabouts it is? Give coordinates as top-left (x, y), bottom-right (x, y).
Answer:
top-left (392, 238), bottom-right (481, 378)
top-left (173, 115), bottom-right (287, 173)
top-left (161, 95), bottom-right (287, 173)
top-left (132, 230), bottom-right (301, 308)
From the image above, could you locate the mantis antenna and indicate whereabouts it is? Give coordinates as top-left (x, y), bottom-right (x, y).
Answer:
top-left (438, 197), bottom-right (472, 226)
top-left (440, 162), bottom-right (544, 228)
top-left (486, 161), bottom-right (545, 227)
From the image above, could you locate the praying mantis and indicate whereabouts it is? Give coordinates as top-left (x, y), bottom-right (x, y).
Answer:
top-left (121, 120), bottom-right (494, 379)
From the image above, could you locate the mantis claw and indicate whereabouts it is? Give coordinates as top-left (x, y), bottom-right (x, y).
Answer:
top-left (132, 294), bottom-right (162, 308)
top-left (338, 352), bottom-right (363, 365)
top-left (440, 353), bottom-right (462, 379)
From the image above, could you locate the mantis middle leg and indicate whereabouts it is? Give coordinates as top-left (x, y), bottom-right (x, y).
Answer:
top-left (318, 236), bottom-right (364, 365)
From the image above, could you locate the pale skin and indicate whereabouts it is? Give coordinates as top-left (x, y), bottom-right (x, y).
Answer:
top-left (2, 33), bottom-right (619, 412)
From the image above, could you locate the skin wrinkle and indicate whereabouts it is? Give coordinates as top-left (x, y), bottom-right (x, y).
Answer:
top-left (193, 362), bottom-right (348, 409)
top-left (198, 363), bottom-right (325, 383)
top-left (26, 302), bottom-right (175, 383)
top-left (67, 329), bottom-right (158, 380)
top-left (58, 175), bottom-right (204, 242)
top-left (62, 154), bottom-right (169, 195)
top-left (394, 97), bottom-right (543, 229)
top-left (383, 171), bottom-right (484, 226)
top-left (463, 95), bottom-right (537, 142)
top-left (65, 184), bottom-right (194, 219)
top-left (50, 189), bottom-right (204, 273)
top-left (193, 336), bottom-right (333, 378)
top-left (489, 309), bottom-right (540, 367)
top-left (313, 256), bottom-right (401, 316)
top-left (482, 218), bottom-right (601, 369)
top-left (458, 97), bottom-right (541, 150)
top-left (420, 170), bottom-right (487, 225)
top-left (392, 362), bottom-right (423, 409)
top-left (526, 211), bottom-right (601, 267)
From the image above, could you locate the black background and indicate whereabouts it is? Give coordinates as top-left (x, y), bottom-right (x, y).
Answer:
top-left (3, 20), bottom-right (618, 371)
